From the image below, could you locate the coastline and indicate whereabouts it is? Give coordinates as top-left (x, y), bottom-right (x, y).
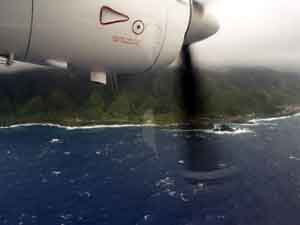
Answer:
top-left (0, 123), bottom-right (162, 130)
top-left (1, 112), bottom-right (300, 131)
top-left (1, 104), bottom-right (300, 130)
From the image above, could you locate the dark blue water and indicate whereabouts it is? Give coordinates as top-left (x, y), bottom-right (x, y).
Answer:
top-left (1, 116), bottom-right (300, 225)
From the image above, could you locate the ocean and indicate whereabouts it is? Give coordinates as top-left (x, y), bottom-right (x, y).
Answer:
top-left (0, 115), bottom-right (300, 225)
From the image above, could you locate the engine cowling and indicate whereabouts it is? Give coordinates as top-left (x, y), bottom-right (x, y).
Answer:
top-left (27, 0), bottom-right (191, 73)
top-left (0, 0), bottom-right (219, 74)
top-left (0, 0), bottom-right (32, 59)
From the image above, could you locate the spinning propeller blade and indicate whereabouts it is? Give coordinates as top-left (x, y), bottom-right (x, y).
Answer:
top-left (179, 0), bottom-right (237, 182)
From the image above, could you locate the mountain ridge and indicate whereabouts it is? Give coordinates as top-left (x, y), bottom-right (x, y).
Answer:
top-left (0, 66), bottom-right (299, 126)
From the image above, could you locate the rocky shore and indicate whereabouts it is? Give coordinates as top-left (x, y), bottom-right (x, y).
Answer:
top-left (1, 104), bottom-right (300, 130)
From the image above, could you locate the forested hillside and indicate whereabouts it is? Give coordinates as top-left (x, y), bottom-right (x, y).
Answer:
top-left (0, 66), bottom-right (299, 125)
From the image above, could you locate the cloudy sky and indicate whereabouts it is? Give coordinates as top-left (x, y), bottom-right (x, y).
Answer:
top-left (194, 0), bottom-right (300, 71)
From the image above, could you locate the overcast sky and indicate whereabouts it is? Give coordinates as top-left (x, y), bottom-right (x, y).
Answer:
top-left (194, 0), bottom-right (300, 71)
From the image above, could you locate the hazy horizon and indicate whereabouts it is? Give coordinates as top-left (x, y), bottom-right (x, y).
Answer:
top-left (194, 0), bottom-right (300, 72)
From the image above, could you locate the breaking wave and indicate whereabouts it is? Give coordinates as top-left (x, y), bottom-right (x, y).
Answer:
top-left (0, 123), bottom-right (159, 130)
top-left (202, 128), bottom-right (253, 135)
top-left (165, 128), bottom-right (253, 135)
top-left (249, 113), bottom-right (300, 124)
top-left (2, 112), bottom-right (300, 132)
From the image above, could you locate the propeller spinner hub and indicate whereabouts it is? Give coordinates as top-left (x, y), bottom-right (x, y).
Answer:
top-left (184, 0), bottom-right (220, 45)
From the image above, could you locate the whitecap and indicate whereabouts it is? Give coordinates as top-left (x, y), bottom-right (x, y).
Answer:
top-left (180, 192), bottom-right (190, 202)
top-left (60, 214), bottom-right (73, 220)
top-left (144, 215), bottom-right (151, 221)
top-left (78, 191), bottom-right (92, 198)
top-left (155, 177), bottom-right (175, 188)
top-left (49, 138), bottom-right (61, 144)
top-left (168, 191), bottom-right (177, 197)
top-left (52, 171), bottom-right (61, 176)
top-left (178, 160), bottom-right (185, 165)
top-left (289, 155), bottom-right (300, 161)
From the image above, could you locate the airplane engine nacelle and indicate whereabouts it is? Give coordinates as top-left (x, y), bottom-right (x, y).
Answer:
top-left (0, 0), bottom-right (32, 60)
top-left (0, 0), bottom-right (190, 74)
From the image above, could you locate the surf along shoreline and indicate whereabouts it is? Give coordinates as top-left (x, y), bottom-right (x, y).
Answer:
top-left (1, 105), bottom-right (300, 130)
top-left (1, 113), bottom-right (300, 131)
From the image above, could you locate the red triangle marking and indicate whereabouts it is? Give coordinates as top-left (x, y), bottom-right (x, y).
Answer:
top-left (100, 6), bottom-right (130, 25)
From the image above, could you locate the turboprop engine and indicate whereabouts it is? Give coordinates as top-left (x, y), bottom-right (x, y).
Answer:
top-left (0, 0), bottom-right (219, 74)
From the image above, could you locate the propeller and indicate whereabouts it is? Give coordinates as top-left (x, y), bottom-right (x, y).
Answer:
top-left (179, 0), bottom-right (237, 183)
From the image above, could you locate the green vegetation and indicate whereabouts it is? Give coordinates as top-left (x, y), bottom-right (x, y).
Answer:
top-left (0, 66), bottom-right (300, 126)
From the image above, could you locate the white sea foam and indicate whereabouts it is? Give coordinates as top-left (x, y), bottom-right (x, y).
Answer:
top-left (165, 128), bottom-right (253, 135)
top-left (0, 123), bottom-right (160, 130)
top-left (168, 191), bottom-right (177, 197)
top-left (60, 214), bottom-right (73, 220)
top-left (52, 171), bottom-right (62, 176)
top-left (144, 215), bottom-right (151, 221)
top-left (249, 116), bottom-right (291, 123)
top-left (0, 123), bottom-right (66, 129)
top-left (3, 113), bottom-right (299, 132)
top-left (249, 112), bottom-right (300, 124)
top-left (178, 160), bottom-right (185, 165)
top-left (202, 128), bottom-right (253, 135)
top-left (156, 177), bottom-right (175, 188)
top-left (289, 155), bottom-right (300, 161)
top-left (49, 138), bottom-right (61, 144)
top-left (180, 192), bottom-right (190, 202)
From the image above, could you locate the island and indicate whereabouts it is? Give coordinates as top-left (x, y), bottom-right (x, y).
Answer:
top-left (0, 66), bottom-right (300, 128)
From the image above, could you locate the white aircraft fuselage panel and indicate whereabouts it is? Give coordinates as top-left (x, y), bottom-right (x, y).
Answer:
top-left (0, 0), bottom-right (32, 59)
top-left (27, 0), bottom-right (167, 73)
top-left (0, 0), bottom-right (193, 74)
